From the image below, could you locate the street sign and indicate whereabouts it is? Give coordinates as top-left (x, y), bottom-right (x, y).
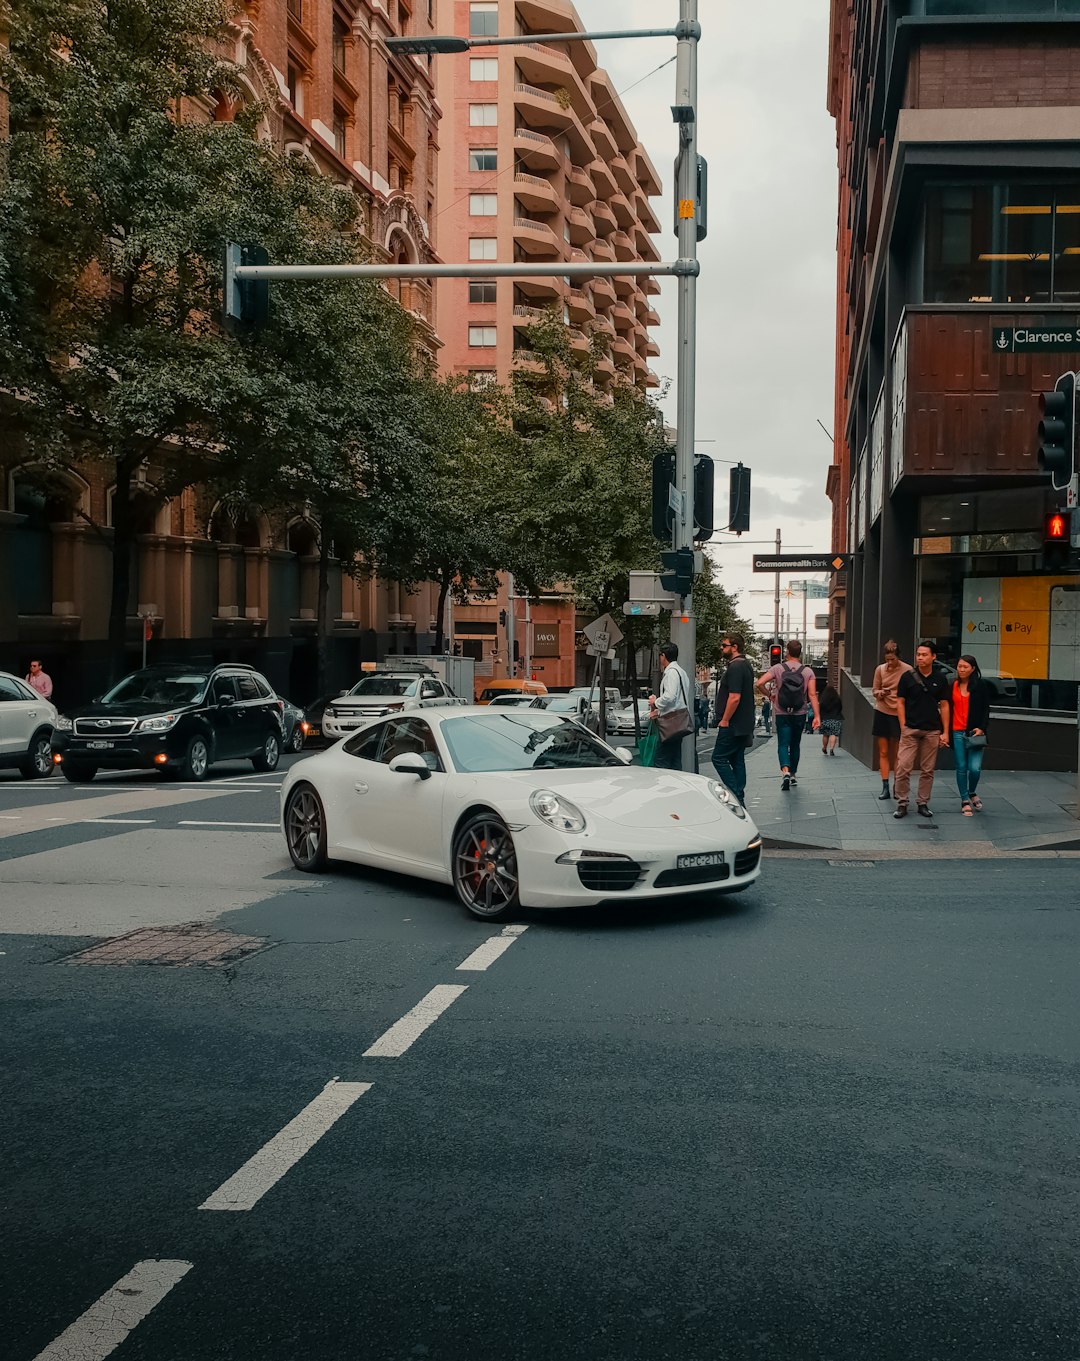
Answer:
top-left (583, 612), bottom-right (624, 649)
top-left (623, 601), bottom-right (663, 616)
top-left (752, 554), bottom-right (849, 573)
top-left (628, 571), bottom-right (678, 604)
top-left (814, 613), bottom-right (830, 630)
top-left (993, 325), bottom-right (1080, 354)
top-left (586, 645), bottom-right (617, 659)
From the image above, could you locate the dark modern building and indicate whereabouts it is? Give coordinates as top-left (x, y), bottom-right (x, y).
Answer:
top-left (827, 0), bottom-right (1080, 770)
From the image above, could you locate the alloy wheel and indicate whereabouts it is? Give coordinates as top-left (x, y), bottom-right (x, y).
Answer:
top-left (286, 787), bottom-right (326, 871)
top-left (31, 736), bottom-right (53, 777)
top-left (453, 817), bottom-right (519, 920)
top-left (189, 738), bottom-right (208, 780)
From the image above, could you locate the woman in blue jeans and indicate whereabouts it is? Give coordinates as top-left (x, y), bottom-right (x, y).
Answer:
top-left (950, 654), bottom-right (991, 815)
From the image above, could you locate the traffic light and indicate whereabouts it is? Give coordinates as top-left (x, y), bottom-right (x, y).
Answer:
top-left (729, 462), bottom-right (751, 535)
top-left (694, 456), bottom-right (714, 542)
top-left (1037, 372), bottom-right (1076, 492)
top-left (224, 242), bottom-right (270, 328)
top-left (651, 451), bottom-right (716, 542)
top-left (768, 641), bottom-right (783, 666)
top-left (1044, 509), bottom-right (1071, 571)
top-left (499, 609), bottom-right (507, 628)
top-left (659, 547), bottom-right (694, 597)
top-left (651, 451), bottom-right (675, 541)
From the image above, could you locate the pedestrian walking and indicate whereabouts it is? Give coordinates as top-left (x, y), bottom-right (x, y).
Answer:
top-left (759, 696), bottom-right (772, 734)
top-left (818, 684), bottom-right (843, 755)
top-left (648, 643), bottom-right (693, 771)
top-left (950, 654), bottom-right (990, 815)
top-left (757, 640), bottom-right (820, 791)
top-left (695, 678), bottom-right (710, 735)
top-left (871, 640), bottom-right (911, 800)
top-left (25, 659), bottom-right (53, 700)
top-left (893, 640), bottom-right (950, 819)
top-left (711, 632), bottom-right (755, 805)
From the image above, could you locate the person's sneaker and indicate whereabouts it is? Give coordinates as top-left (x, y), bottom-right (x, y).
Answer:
top-left (790, 775), bottom-right (798, 787)
top-left (917, 803), bottom-right (934, 819)
top-left (781, 775), bottom-right (791, 791)
top-left (893, 803), bottom-right (908, 819)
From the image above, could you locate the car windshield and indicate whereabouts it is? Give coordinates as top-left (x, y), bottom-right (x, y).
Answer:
top-left (441, 712), bottom-right (621, 772)
top-left (542, 697), bottom-right (580, 712)
top-left (100, 670), bottom-right (209, 705)
top-left (347, 677), bottom-right (420, 698)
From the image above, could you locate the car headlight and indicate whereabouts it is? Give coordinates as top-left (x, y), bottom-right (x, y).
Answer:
top-left (136, 713), bottom-right (180, 733)
top-left (53, 715), bottom-right (73, 731)
top-left (530, 789), bottom-right (587, 833)
top-left (707, 779), bottom-right (747, 820)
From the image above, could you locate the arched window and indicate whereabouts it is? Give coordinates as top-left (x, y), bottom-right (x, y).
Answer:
top-left (287, 517), bottom-right (320, 556)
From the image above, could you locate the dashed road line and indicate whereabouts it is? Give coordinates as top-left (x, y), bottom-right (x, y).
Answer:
top-left (198, 1079), bottom-right (371, 1212)
top-left (79, 819), bottom-right (157, 826)
top-left (363, 984), bottom-right (469, 1058)
top-left (457, 923), bottom-right (529, 972)
top-left (32, 1258), bottom-right (193, 1361)
top-left (177, 820), bottom-right (278, 829)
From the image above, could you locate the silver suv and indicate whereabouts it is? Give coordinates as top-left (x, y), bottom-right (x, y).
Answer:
top-left (321, 668), bottom-right (467, 741)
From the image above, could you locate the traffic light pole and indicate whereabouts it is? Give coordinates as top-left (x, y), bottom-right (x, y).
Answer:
top-left (670, 0), bottom-right (700, 772)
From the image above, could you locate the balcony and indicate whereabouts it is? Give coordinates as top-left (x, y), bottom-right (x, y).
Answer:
top-left (592, 276), bottom-right (617, 307)
top-left (643, 274), bottom-right (661, 297)
top-left (646, 338), bottom-right (661, 358)
top-left (514, 126), bottom-right (560, 172)
top-left (589, 119), bottom-right (619, 162)
top-left (516, 0), bottom-right (580, 30)
top-left (512, 347), bottom-right (547, 375)
top-left (613, 301), bottom-right (636, 332)
top-left (591, 201), bottom-right (617, 238)
top-left (632, 352), bottom-right (648, 382)
top-left (609, 192), bottom-right (634, 230)
top-left (592, 239), bottom-right (615, 263)
top-left (566, 165), bottom-right (594, 207)
top-left (613, 273), bottom-right (635, 298)
top-left (646, 368), bottom-right (660, 388)
top-left (588, 158), bottom-right (617, 199)
top-left (642, 303), bottom-right (661, 328)
top-left (516, 43), bottom-right (592, 123)
top-left (517, 274), bottom-right (563, 303)
top-left (514, 81), bottom-right (572, 133)
top-left (634, 190), bottom-right (661, 235)
top-left (612, 336), bottom-right (636, 368)
top-left (565, 288), bottom-right (595, 323)
top-left (634, 225), bottom-right (660, 262)
top-left (593, 353), bottom-right (616, 384)
top-left (566, 326), bottom-right (591, 358)
top-left (513, 303), bottom-right (548, 332)
top-left (513, 216), bottom-right (562, 257)
top-left (611, 155), bottom-right (635, 197)
top-left (514, 171), bottom-right (559, 215)
top-left (567, 206), bottom-right (595, 247)
top-left (611, 231), bottom-right (636, 262)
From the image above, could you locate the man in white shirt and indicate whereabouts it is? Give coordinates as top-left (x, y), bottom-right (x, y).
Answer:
top-left (648, 642), bottom-right (692, 770)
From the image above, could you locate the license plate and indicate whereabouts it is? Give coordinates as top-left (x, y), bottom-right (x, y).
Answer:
top-left (308, 727), bottom-right (320, 737)
top-left (677, 852), bottom-right (725, 870)
top-left (86, 740), bottom-right (114, 750)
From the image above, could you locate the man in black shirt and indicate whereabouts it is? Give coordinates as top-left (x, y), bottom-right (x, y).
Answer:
top-left (711, 632), bottom-right (755, 805)
top-left (893, 640), bottom-right (951, 818)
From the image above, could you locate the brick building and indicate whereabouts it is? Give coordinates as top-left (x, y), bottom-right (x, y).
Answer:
top-left (826, 0), bottom-right (1080, 771)
top-left (433, 0), bottom-right (663, 690)
top-left (0, 0), bottom-right (447, 706)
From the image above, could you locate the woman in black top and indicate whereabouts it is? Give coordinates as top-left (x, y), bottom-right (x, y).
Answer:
top-left (819, 684), bottom-right (844, 756)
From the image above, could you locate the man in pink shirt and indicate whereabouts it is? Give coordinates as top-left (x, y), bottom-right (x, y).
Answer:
top-left (25, 660), bottom-right (53, 700)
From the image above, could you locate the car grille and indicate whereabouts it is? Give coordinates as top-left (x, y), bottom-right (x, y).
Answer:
top-left (576, 860), bottom-right (643, 893)
top-left (73, 717), bottom-right (137, 736)
top-left (654, 863), bottom-right (731, 889)
top-left (734, 844), bottom-right (762, 877)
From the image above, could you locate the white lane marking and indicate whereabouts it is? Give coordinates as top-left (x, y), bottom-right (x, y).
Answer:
top-left (32, 1259), bottom-right (193, 1361)
top-left (199, 1079), bottom-right (370, 1212)
top-left (0, 815), bottom-right (22, 820)
top-left (457, 934), bottom-right (522, 972)
top-left (178, 820), bottom-right (278, 829)
top-left (80, 819), bottom-right (156, 826)
top-left (501, 924), bottom-right (529, 936)
top-left (363, 984), bottom-right (468, 1058)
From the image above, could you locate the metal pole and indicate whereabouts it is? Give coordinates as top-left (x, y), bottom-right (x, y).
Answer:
top-left (505, 572), bottom-right (516, 680)
top-left (773, 528), bottom-right (781, 640)
top-left (670, 0), bottom-right (700, 773)
top-left (457, 27), bottom-right (682, 46)
top-left (233, 260), bottom-right (691, 282)
top-left (524, 595), bottom-right (532, 681)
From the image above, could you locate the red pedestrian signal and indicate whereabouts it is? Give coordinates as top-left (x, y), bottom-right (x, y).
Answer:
top-left (1046, 511), bottom-right (1067, 539)
top-left (1044, 510), bottom-right (1072, 571)
top-left (768, 642), bottom-right (783, 666)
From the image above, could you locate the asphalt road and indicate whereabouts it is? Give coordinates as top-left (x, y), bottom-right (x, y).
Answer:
top-left (1, 756), bottom-right (1078, 1360)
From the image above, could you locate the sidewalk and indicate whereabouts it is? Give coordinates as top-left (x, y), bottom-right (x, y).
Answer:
top-left (702, 732), bottom-right (1080, 854)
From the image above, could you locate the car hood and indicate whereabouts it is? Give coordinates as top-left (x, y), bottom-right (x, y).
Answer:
top-left (490, 766), bottom-right (728, 830)
top-left (64, 701), bottom-right (194, 719)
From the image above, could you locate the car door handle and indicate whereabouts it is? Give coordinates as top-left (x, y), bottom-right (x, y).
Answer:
top-left (354, 783), bottom-right (369, 794)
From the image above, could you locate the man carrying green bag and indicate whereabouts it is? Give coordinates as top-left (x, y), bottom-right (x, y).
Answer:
top-left (638, 720), bottom-right (660, 768)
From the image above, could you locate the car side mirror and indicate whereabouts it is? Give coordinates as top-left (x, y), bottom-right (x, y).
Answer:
top-left (615, 747), bottom-right (633, 765)
top-left (389, 752), bottom-right (432, 780)
top-left (339, 689), bottom-right (348, 696)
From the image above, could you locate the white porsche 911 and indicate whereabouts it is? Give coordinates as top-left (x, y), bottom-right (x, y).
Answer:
top-left (280, 706), bottom-right (762, 921)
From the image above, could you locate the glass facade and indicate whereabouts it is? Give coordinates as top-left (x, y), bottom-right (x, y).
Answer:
top-left (923, 182), bottom-right (1080, 304)
top-left (903, 0), bottom-right (1080, 12)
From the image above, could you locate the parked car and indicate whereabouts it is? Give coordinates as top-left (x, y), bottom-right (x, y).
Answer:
top-left (280, 706), bottom-right (762, 921)
top-left (0, 670), bottom-right (58, 779)
top-left (475, 678), bottom-right (548, 705)
top-left (51, 663), bottom-right (284, 782)
top-left (302, 695), bottom-right (337, 747)
top-left (321, 667), bottom-right (468, 743)
top-left (606, 699), bottom-right (653, 737)
top-left (278, 695), bottom-right (307, 753)
top-left (487, 694), bottom-right (540, 708)
top-left (530, 694), bottom-right (601, 734)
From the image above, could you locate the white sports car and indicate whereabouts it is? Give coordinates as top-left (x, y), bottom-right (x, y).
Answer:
top-left (280, 706), bottom-right (762, 921)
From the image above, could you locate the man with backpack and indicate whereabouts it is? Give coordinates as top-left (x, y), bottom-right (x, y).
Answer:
top-left (756, 640), bottom-right (820, 791)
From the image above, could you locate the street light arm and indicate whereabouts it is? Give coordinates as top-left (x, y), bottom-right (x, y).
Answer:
top-left (385, 28), bottom-right (680, 54)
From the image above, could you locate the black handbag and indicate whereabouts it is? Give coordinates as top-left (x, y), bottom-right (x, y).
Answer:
top-left (657, 671), bottom-right (692, 741)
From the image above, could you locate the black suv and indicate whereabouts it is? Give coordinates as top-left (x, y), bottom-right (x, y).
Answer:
top-left (51, 664), bottom-right (284, 783)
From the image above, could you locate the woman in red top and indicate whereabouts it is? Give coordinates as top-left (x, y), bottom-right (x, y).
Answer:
top-left (951, 655), bottom-right (990, 815)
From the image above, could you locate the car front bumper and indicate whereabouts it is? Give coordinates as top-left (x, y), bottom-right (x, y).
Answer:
top-left (51, 730), bottom-right (189, 771)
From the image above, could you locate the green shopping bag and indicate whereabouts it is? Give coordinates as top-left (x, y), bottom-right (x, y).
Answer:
top-left (638, 721), bottom-right (660, 768)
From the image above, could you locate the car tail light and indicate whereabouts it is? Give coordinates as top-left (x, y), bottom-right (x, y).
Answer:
top-left (301, 721), bottom-right (310, 733)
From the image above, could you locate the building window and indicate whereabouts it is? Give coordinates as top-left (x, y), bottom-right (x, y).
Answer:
top-left (470, 193), bottom-right (498, 216)
top-left (469, 281), bottom-right (498, 303)
top-left (286, 62), bottom-right (304, 115)
top-left (470, 370), bottom-right (497, 390)
top-left (287, 0), bottom-right (302, 19)
top-left (469, 2), bottom-right (498, 36)
top-left (470, 148), bottom-right (497, 173)
top-left (469, 103), bottom-right (497, 127)
top-left (469, 237), bottom-right (497, 260)
top-left (470, 58), bottom-right (498, 82)
top-left (332, 111), bottom-right (346, 158)
top-left (923, 181), bottom-right (1080, 305)
top-left (469, 326), bottom-right (497, 347)
top-left (332, 17), bottom-right (347, 73)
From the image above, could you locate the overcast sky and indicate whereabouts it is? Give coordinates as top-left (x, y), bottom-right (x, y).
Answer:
top-left (579, 1), bottom-right (839, 640)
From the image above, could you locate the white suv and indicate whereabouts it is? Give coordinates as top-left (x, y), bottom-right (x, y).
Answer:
top-left (0, 671), bottom-right (58, 779)
top-left (321, 670), bottom-right (467, 741)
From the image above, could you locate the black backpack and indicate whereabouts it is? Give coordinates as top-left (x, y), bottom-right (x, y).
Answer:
top-left (776, 664), bottom-right (808, 713)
